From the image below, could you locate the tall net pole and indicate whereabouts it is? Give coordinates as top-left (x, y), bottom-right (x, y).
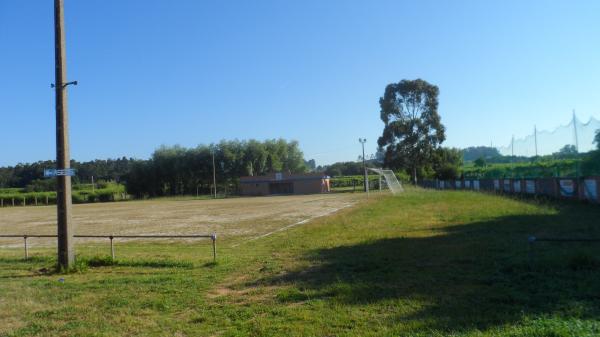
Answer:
top-left (534, 125), bottom-right (538, 157)
top-left (572, 110), bottom-right (579, 153)
top-left (511, 135), bottom-right (515, 170)
top-left (572, 110), bottom-right (581, 179)
top-left (54, 0), bottom-right (75, 268)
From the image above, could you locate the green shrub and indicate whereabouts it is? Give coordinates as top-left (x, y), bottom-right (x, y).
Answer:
top-left (71, 192), bottom-right (87, 204)
top-left (435, 164), bottom-right (460, 180)
top-left (24, 179), bottom-right (56, 192)
top-left (97, 190), bottom-right (114, 202)
top-left (581, 151), bottom-right (600, 176)
top-left (86, 192), bottom-right (97, 202)
top-left (395, 170), bottom-right (411, 183)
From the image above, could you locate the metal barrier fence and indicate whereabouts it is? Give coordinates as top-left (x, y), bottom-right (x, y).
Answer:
top-left (420, 176), bottom-right (600, 204)
top-left (0, 234), bottom-right (217, 262)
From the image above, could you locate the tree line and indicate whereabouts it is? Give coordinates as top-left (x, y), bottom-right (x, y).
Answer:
top-left (125, 139), bottom-right (307, 197)
top-left (0, 139), bottom-right (309, 197)
top-left (0, 158), bottom-right (135, 191)
top-left (321, 161), bottom-right (370, 177)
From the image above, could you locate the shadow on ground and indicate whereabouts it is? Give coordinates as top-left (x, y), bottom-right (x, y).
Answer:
top-left (251, 201), bottom-right (600, 332)
top-left (0, 256), bottom-right (196, 279)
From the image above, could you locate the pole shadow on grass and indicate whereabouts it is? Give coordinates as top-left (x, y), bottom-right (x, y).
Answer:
top-left (249, 202), bottom-right (600, 332)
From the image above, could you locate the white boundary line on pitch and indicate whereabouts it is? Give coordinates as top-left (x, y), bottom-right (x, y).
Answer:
top-left (230, 202), bottom-right (355, 247)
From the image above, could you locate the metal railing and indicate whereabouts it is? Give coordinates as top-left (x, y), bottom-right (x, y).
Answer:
top-left (0, 234), bottom-right (217, 262)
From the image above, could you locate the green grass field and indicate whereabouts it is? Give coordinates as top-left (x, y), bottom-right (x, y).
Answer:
top-left (1, 189), bottom-right (600, 336)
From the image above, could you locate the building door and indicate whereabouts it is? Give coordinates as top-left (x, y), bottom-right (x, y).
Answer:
top-left (269, 182), bottom-right (294, 195)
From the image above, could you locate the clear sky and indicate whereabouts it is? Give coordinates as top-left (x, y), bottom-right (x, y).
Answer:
top-left (1, 0), bottom-right (599, 166)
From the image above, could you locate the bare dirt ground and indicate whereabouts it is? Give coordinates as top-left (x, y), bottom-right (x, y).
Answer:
top-left (0, 193), bottom-right (360, 247)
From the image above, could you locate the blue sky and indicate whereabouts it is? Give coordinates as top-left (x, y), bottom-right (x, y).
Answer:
top-left (1, 0), bottom-right (599, 166)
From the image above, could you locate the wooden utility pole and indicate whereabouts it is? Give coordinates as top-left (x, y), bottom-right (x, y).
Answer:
top-left (54, 0), bottom-right (75, 269)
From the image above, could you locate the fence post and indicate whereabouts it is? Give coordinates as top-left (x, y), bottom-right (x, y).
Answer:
top-left (109, 235), bottom-right (115, 260)
top-left (24, 236), bottom-right (29, 260)
top-left (211, 233), bottom-right (217, 262)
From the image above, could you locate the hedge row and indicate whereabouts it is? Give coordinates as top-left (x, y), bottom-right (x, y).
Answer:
top-left (463, 156), bottom-right (600, 179)
top-left (0, 184), bottom-right (127, 206)
top-left (330, 175), bottom-right (383, 188)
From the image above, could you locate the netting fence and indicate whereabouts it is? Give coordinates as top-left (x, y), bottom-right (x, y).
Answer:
top-left (496, 114), bottom-right (600, 157)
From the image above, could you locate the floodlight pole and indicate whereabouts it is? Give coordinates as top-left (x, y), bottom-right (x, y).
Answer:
top-left (54, 0), bottom-right (75, 269)
top-left (359, 138), bottom-right (369, 196)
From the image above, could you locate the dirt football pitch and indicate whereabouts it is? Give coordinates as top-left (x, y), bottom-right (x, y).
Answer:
top-left (0, 193), bottom-right (361, 248)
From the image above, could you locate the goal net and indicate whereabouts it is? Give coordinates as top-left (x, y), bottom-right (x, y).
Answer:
top-left (367, 168), bottom-right (404, 195)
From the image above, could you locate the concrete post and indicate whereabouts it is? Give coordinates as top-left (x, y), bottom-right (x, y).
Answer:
top-left (54, 0), bottom-right (75, 269)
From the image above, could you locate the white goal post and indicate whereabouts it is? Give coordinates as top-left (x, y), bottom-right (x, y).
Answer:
top-left (367, 168), bottom-right (404, 195)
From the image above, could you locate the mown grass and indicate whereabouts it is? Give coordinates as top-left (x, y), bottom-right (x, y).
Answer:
top-left (1, 189), bottom-right (600, 336)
